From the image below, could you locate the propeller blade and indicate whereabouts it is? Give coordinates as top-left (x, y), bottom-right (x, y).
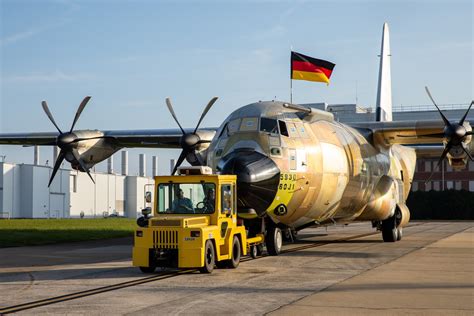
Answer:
top-left (48, 150), bottom-right (66, 187)
top-left (172, 150), bottom-right (187, 175)
top-left (193, 97), bottom-right (218, 134)
top-left (424, 86), bottom-right (451, 127)
top-left (165, 97), bottom-right (185, 134)
top-left (459, 101), bottom-right (474, 126)
top-left (461, 145), bottom-right (474, 161)
top-left (41, 101), bottom-right (63, 134)
top-left (71, 149), bottom-right (95, 184)
top-left (425, 143), bottom-right (451, 183)
top-left (70, 96), bottom-right (91, 132)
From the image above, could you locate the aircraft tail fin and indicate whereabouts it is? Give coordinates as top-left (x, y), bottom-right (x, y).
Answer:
top-left (375, 22), bottom-right (393, 122)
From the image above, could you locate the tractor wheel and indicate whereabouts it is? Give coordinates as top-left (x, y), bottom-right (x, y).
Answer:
top-left (227, 236), bottom-right (241, 268)
top-left (200, 240), bottom-right (215, 273)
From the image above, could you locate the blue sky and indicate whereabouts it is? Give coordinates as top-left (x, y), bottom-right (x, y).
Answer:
top-left (0, 0), bottom-right (472, 175)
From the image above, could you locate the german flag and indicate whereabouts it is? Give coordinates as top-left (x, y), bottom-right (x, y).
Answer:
top-left (291, 51), bottom-right (335, 84)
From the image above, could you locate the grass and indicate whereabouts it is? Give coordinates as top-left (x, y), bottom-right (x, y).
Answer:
top-left (0, 218), bottom-right (137, 247)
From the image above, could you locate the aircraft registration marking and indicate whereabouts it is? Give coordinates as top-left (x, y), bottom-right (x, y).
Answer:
top-left (266, 172), bottom-right (297, 215)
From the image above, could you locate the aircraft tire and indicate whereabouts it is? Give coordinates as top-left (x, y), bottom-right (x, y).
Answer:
top-left (382, 216), bottom-right (398, 242)
top-left (227, 236), bottom-right (241, 268)
top-left (266, 226), bottom-right (283, 255)
top-left (396, 227), bottom-right (403, 241)
top-left (200, 240), bottom-right (215, 273)
top-left (139, 266), bottom-right (156, 273)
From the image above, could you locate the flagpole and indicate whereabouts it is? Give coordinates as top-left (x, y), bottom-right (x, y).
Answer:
top-left (290, 46), bottom-right (293, 104)
top-left (290, 77), bottom-right (293, 104)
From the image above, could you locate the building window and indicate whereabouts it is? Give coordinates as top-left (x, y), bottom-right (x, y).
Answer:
top-left (411, 182), bottom-right (418, 191)
top-left (469, 161), bottom-right (474, 172)
top-left (446, 163), bottom-right (453, 172)
top-left (424, 161), bottom-right (431, 172)
top-left (469, 181), bottom-right (474, 192)
top-left (70, 175), bottom-right (77, 193)
top-left (425, 182), bottom-right (431, 191)
top-left (455, 181), bottom-right (462, 190)
top-left (433, 181), bottom-right (440, 191)
top-left (446, 181), bottom-right (454, 190)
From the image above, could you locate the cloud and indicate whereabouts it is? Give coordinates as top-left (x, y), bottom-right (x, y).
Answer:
top-left (4, 70), bottom-right (93, 83)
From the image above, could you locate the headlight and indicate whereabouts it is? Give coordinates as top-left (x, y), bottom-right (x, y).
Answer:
top-left (137, 216), bottom-right (148, 227)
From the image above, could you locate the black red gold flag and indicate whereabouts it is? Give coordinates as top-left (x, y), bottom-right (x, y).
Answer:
top-left (291, 51), bottom-right (335, 84)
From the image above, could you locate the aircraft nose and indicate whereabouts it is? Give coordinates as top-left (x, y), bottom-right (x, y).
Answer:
top-left (217, 150), bottom-right (280, 217)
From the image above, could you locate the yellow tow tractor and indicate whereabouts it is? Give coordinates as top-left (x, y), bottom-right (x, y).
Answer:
top-left (132, 166), bottom-right (264, 273)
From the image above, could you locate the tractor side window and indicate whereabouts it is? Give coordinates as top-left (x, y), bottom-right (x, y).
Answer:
top-left (260, 118), bottom-right (279, 134)
top-left (278, 120), bottom-right (289, 137)
top-left (221, 184), bottom-right (232, 215)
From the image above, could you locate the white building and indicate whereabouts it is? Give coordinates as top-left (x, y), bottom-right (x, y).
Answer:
top-left (0, 152), bottom-right (155, 219)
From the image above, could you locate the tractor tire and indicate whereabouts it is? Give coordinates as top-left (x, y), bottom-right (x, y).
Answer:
top-left (200, 240), bottom-right (215, 273)
top-left (227, 236), bottom-right (241, 268)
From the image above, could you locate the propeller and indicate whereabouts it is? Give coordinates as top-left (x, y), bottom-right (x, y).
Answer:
top-left (41, 96), bottom-right (95, 187)
top-left (165, 97), bottom-right (218, 175)
top-left (424, 87), bottom-right (474, 182)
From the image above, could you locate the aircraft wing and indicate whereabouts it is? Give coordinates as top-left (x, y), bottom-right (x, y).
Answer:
top-left (350, 120), bottom-right (473, 146)
top-left (0, 132), bottom-right (59, 146)
top-left (0, 128), bottom-right (218, 148)
top-left (102, 128), bottom-right (218, 148)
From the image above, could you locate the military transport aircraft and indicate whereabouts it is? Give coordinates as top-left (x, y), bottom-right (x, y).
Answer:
top-left (0, 23), bottom-right (472, 255)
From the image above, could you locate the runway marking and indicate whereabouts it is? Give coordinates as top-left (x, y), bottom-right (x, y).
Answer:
top-left (0, 225), bottom-right (423, 314)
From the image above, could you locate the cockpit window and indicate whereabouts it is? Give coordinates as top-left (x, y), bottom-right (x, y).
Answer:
top-left (240, 117), bottom-right (258, 131)
top-left (228, 118), bottom-right (241, 135)
top-left (260, 118), bottom-right (279, 134)
top-left (278, 120), bottom-right (289, 137)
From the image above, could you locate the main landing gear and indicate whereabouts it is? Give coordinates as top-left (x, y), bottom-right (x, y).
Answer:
top-left (379, 209), bottom-right (403, 242)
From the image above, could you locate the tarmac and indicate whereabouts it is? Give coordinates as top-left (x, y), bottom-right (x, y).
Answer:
top-left (0, 221), bottom-right (472, 315)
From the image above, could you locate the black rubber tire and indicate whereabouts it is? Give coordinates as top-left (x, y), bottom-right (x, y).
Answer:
top-left (227, 236), bottom-right (241, 268)
top-left (200, 240), bottom-right (215, 273)
top-left (256, 244), bottom-right (263, 256)
top-left (139, 266), bottom-right (156, 273)
top-left (396, 227), bottom-right (403, 241)
top-left (266, 225), bottom-right (283, 255)
top-left (382, 216), bottom-right (398, 242)
top-left (250, 245), bottom-right (258, 259)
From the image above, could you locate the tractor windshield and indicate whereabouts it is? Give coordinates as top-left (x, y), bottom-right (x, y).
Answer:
top-left (157, 183), bottom-right (216, 214)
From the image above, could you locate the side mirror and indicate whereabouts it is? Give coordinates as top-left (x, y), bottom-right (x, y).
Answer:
top-left (145, 191), bottom-right (152, 203)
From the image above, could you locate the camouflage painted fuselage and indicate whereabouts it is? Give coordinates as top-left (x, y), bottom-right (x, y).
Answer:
top-left (207, 101), bottom-right (416, 229)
